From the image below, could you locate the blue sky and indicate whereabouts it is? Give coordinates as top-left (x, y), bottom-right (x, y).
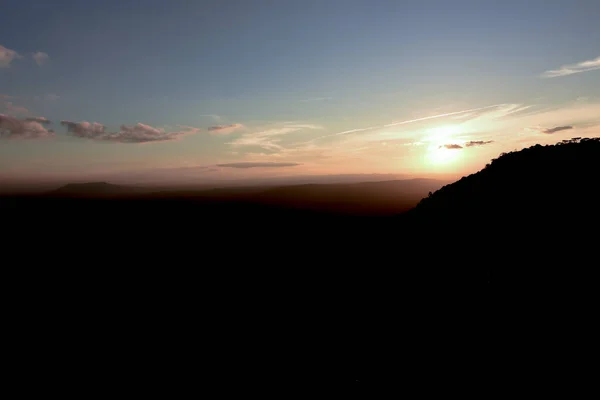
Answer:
top-left (1, 0), bottom-right (599, 184)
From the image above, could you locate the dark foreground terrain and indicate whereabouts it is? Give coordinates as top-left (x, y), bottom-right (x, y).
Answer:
top-left (3, 138), bottom-right (599, 394)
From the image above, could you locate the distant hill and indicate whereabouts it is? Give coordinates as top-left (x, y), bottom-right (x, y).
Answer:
top-left (48, 182), bottom-right (141, 197)
top-left (135, 178), bottom-right (447, 215)
top-left (251, 178), bottom-right (446, 215)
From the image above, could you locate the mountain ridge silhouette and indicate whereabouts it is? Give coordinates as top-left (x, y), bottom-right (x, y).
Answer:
top-left (49, 181), bottom-right (137, 196)
top-left (404, 136), bottom-right (600, 286)
top-left (414, 137), bottom-right (599, 218)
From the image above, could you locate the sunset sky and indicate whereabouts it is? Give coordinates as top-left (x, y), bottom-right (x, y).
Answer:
top-left (1, 0), bottom-right (599, 185)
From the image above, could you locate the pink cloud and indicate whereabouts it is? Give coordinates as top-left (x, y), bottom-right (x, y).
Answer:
top-left (176, 125), bottom-right (202, 134)
top-left (32, 51), bottom-right (49, 66)
top-left (61, 120), bottom-right (106, 138)
top-left (25, 116), bottom-right (52, 124)
top-left (61, 120), bottom-right (202, 143)
top-left (0, 114), bottom-right (55, 139)
top-left (0, 45), bottom-right (21, 68)
top-left (4, 102), bottom-right (29, 115)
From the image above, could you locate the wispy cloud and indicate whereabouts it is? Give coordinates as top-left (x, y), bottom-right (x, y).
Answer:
top-left (0, 45), bottom-right (21, 68)
top-left (207, 123), bottom-right (244, 134)
top-left (61, 120), bottom-right (202, 143)
top-left (335, 127), bottom-right (378, 135)
top-left (176, 124), bottom-right (202, 132)
top-left (4, 102), bottom-right (29, 115)
top-left (326, 105), bottom-right (506, 141)
top-left (61, 120), bottom-right (106, 138)
top-left (216, 162), bottom-right (302, 169)
top-left (0, 114), bottom-right (55, 139)
top-left (526, 125), bottom-right (574, 135)
top-left (327, 101), bottom-right (599, 167)
top-left (34, 94), bottom-right (60, 102)
top-left (544, 125), bottom-right (573, 134)
top-left (228, 136), bottom-right (284, 151)
top-left (186, 100), bottom-right (600, 174)
top-left (465, 140), bottom-right (494, 147)
top-left (227, 123), bottom-right (322, 151)
top-left (541, 125), bottom-right (574, 134)
top-left (300, 97), bottom-right (332, 103)
top-left (542, 56), bottom-right (600, 78)
top-left (383, 104), bottom-right (504, 128)
top-left (32, 51), bottom-right (49, 66)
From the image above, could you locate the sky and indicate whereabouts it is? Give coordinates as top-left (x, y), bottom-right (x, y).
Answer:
top-left (1, 0), bottom-right (599, 186)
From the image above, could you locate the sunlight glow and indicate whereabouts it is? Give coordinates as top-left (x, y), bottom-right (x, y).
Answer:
top-left (428, 125), bottom-right (461, 142)
top-left (426, 146), bottom-right (462, 165)
top-left (424, 125), bottom-right (463, 166)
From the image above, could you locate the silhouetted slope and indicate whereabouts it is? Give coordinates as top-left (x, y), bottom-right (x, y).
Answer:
top-left (415, 137), bottom-right (599, 217)
top-left (409, 137), bottom-right (600, 285)
top-left (384, 138), bottom-right (600, 392)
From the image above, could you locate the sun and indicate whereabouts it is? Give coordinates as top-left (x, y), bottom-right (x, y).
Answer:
top-left (426, 145), bottom-right (461, 166)
top-left (426, 146), bottom-right (462, 165)
top-left (425, 125), bottom-right (463, 166)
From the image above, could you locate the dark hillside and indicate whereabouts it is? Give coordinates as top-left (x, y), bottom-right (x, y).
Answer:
top-left (410, 137), bottom-right (600, 285)
top-left (415, 137), bottom-right (599, 217)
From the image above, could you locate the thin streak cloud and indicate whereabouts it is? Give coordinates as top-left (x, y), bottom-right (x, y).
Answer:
top-left (216, 162), bottom-right (301, 168)
top-left (543, 125), bottom-right (573, 134)
top-left (312, 104), bottom-right (507, 144)
top-left (383, 104), bottom-right (504, 127)
top-left (465, 140), bottom-right (494, 147)
top-left (336, 127), bottom-right (378, 135)
top-left (207, 123), bottom-right (244, 134)
top-left (300, 97), bottom-right (332, 102)
top-left (542, 56), bottom-right (600, 78)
